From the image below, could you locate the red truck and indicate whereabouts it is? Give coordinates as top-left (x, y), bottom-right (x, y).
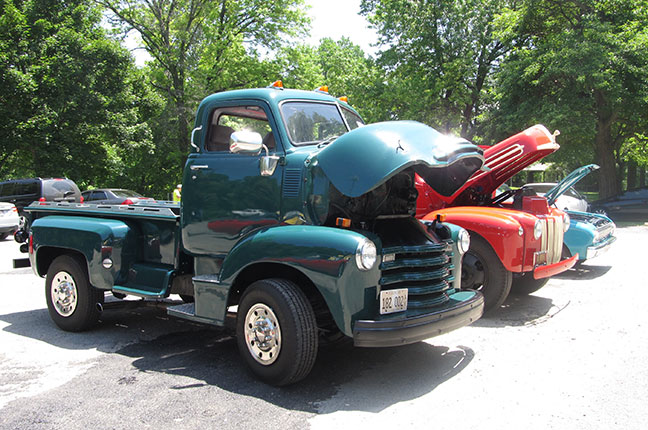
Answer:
top-left (416, 125), bottom-right (578, 312)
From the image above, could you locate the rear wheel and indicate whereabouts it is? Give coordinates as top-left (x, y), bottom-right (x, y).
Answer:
top-left (45, 255), bottom-right (104, 331)
top-left (510, 273), bottom-right (550, 295)
top-left (461, 236), bottom-right (512, 313)
top-left (236, 278), bottom-right (318, 386)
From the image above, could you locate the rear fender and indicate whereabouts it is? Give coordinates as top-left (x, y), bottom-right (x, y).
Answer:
top-left (31, 216), bottom-right (135, 290)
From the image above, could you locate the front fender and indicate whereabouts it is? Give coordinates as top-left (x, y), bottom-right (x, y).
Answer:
top-left (563, 221), bottom-right (595, 260)
top-left (220, 225), bottom-right (382, 335)
top-left (31, 216), bottom-right (134, 290)
top-left (424, 207), bottom-right (528, 272)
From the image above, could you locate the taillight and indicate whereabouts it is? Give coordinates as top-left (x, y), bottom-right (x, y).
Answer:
top-left (38, 197), bottom-right (46, 202)
top-left (122, 199), bottom-right (134, 205)
top-left (11, 207), bottom-right (17, 213)
top-left (80, 196), bottom-right (84, 203)
top-left (29, 233), bottom-right (33, 254)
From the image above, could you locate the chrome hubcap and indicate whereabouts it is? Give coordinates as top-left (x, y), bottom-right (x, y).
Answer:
top-left (244, 303), bottom-right (281, 365)
top-left (51, 271), bottom-right (78, 317)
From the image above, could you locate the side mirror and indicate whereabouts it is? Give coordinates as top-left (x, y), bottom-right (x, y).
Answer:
top-left (229, 131), bottom-right (263, 155)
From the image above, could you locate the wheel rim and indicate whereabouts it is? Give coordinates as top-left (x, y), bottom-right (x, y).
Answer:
top-left (244, 303), bottom-right (281, 365)
top-left (462, 252), bottom-right (486, 291)
top-left (51, 270), bottom-right (78, 317)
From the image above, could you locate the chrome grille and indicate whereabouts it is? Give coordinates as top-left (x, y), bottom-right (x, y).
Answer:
top-left (380, 243), bottom-right (454, 310)
top-left (540, 216), bottom-right (564, 264)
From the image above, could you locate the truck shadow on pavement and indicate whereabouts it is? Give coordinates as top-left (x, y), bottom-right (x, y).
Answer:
top-left (0, 299), bottom-right (475, 414)
top-left (474, 293), bottom-right (567, 328)
top-left (553, 264), bottom-right (612, 280)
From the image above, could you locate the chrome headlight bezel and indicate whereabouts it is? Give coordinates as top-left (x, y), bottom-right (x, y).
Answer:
top-left (355, 238), bottom-right (377, 271)
top-left (533, 219), bottom-right (544, 240)
top-left (457, 229), bottom-right (470, 255)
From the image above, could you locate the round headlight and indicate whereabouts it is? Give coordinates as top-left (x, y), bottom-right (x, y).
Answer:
top-left (457, 229), bottom-right (470, 255)
top-left (355, 239), bottom-right (377, 271)
top-left (534, 219), bottom-right (544, 240)
top-left (563, 212), bottom-right (570, 232)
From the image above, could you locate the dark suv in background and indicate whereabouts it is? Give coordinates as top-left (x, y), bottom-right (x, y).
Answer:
top-left (0, 178), bottom-right (82, 215)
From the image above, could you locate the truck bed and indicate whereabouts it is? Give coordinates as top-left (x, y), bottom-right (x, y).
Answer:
top-left (25, 200), bottom-right (180, 221)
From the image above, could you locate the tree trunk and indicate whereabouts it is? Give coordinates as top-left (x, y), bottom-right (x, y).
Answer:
top-left (594, 91), bottom-right (618, 199)
top-left (639, 168), bottom-right (646, 188)
top-left (627, 160), bottom-right (637, 190)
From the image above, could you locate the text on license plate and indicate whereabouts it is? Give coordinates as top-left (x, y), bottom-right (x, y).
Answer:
top-left (380, 288), bottom-right (408, 315)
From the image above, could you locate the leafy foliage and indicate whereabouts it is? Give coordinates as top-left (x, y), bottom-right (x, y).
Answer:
top-left (0, 0), bottom-right (157, 192)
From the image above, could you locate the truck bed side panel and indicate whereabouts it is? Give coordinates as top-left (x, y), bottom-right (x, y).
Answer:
top-left (31, 216), bottom-right (136, 290)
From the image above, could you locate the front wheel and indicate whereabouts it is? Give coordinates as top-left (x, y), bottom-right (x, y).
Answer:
top-left (510, 273), bottom-right (549, 295)
top-left (461, 235), bottom-right (512, 313)
top-left (45, 255), bottom-right (104, 332)
top-left (236, 278), bottom-right (318, 386)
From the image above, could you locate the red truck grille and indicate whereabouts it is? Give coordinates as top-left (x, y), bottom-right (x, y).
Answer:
top-left (380, 243), bottom-right (454, 310)
top-left (540, 216), bottom-right (564, 264)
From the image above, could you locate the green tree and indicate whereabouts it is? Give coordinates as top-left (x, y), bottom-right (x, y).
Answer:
top-left (0, 0), bottom-right (155, 190)
top-left (490, 0), bottom-right (648, 198)
top-left (275, 38), bottom-right (387, 123)
top-left (100, 0), bottom-right (309, 168)
top-left (361, 0), bottom-right (517, 138)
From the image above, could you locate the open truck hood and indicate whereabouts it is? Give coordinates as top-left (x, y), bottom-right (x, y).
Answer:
top-left (460, 124), bottom-right (561, 200)
top-left (312, 121), bottom-right (485, 198)
top-left (544, 164), bottom-right (599, 206)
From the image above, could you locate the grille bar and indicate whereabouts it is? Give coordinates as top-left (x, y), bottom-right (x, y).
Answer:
top-left (380, 267), bottom-right (451, 286)
top-left (380, 254), bottom-right (449, 271)
top-left (380, 241), bottom-right (454, 312)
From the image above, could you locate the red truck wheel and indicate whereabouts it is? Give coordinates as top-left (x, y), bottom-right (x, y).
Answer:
top-left (511, 274), bottom-right (549, 295)
top-left (461, 236), bottom-right (512, 313)
top-left (45, 255), bottom-right (104, 332)
top-left (236, 278), bottom-right (318, 386)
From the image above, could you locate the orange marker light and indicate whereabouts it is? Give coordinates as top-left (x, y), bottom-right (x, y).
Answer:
top-left (336, 217), bottom-right (351, 228)
top-left (436, 213), bottom-right (447, 223)
top-left (315, 85), bottom-right (329, 93)
top-left (338, 96), bottom-right (348, 103)
top-left (268, 80), bottom-right (283, 88)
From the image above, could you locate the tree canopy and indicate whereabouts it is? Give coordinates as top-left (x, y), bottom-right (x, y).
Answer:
top-left (1, 0), bottom-right (646, 198)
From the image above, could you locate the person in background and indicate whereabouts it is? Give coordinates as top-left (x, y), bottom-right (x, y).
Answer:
top-left (173, 184), bottom-right (182, 202)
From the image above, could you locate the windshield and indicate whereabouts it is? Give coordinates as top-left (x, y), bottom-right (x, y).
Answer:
top-left (341, 107), bottom-right (364, 130)
top-left (280, 101), bottom-right (349, 145)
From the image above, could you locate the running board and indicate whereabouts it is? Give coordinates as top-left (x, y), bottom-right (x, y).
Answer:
top-left (167, 302), bottom-right (218, 325)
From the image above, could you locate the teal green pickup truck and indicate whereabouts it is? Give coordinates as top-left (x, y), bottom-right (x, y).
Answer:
top-left (15, 86), bottom-right (485, 385)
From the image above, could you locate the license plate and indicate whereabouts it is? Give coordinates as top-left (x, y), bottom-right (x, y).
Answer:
top-left (380, 288), bottom-right (408, 315)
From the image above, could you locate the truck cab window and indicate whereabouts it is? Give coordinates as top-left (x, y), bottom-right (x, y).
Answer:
top-left (206, 106), bottom-right (273, 152)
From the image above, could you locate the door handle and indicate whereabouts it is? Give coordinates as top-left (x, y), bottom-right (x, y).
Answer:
top-left (190, 165), bottom-right (209, 170)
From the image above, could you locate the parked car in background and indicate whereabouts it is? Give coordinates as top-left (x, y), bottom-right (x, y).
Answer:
top-left (590, 187), bottom-right (648, 219)
top-left (525, 182), bottom-right (589, 212)
top-left (81, 188), bottom-right (154, 205)
top-left (535, 165), bottom-right (616, 263)
top-left (0, 178), bottom-right (82, 215)
top-left (0, 202), bottom-right (20, 240)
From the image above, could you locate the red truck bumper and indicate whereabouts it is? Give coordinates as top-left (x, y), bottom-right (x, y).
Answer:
top-left (532, 254), bottom-right (578, 280)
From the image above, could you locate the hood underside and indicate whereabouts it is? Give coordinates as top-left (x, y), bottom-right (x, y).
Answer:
top-left (459, 124), bottom-right (560, 200)
top-left (544, 164), bottom-right (599, 205)
top-left (312, 121), bottom-right (485, 198)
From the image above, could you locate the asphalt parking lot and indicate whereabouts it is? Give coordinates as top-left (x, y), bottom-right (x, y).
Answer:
top-left (1, 221), bottom-right (647, 430)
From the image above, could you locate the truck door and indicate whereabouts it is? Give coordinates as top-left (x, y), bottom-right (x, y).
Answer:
top-left (181, 102), bottom-right (283, 259)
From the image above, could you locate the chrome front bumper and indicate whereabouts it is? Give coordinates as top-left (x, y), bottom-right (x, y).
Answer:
top-left (586, 235), bottom-right (617, 260)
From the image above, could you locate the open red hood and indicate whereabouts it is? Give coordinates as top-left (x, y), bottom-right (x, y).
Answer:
top-left (418, 124), bottom-right (560, 210)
